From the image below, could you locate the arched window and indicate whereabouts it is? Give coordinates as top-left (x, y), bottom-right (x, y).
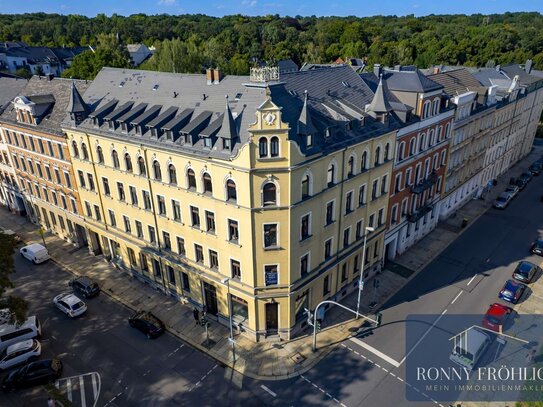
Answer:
top-left (374, 146), bottom-right (381, 166)
top-left (409, 138), bottom-right (416, 156)
top-left (429, 129), bottom-right (435, 147)
top-left (398, 142), bottom-right (405, 161)
top-left (168, 164), bottom-right (177, 185)
top-left (137, 156), bottom-right (146, 176)
top-left (347, 156), bottom-right (354, 177)
top-left (259, 137), bottom-right (268, 158)
top-left (270, 137), bottom-right (279, 157)
top-left (327, 163), bottom-right (335, 187)
top-left (111, 150), bottom-right (119, 169)
top-left (384, 143), bottom-right (390, 161)
top-left (361, 151), bottom-right (368, 171)
top-left (301, 174), bottom-right (311, 199)
top-left (433, 98), bottom-right (440, 115)
top-left (203, 173), bottom-right (213, 193)
top-left (153, 160), bottom-right (162, 181)
top-left (445, 123), bottom-right (451, 139)
top-left (419, 134), bottom-right (426, 152)
top-left (226, 179), bottom-right (237, 202)
top-left (124, 153), bottom-right (132, 173)
top-left (263, 182), bottom-right (277, 206)
top-left (422, 101), bottom-right (430, 119)
top-left (96, 146), bottom-right (104, 164)
top-left (187, 169), bottom-right (196, 189)
top-left (72, 141), bottom-right (79, 158)
top-left (81, 143), bottom-right (89, 160)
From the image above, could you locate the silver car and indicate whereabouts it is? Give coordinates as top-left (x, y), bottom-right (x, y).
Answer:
top-left (0, 339), bottom-right (41, 370)
top-left (504, 185), bottom-right (519, 199)
top-left (493, 192), bottom-right (512, 209)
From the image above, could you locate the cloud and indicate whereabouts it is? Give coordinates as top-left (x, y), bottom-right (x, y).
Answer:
top-left (241, 0), bottom-right (257, 6)
top-left (158, 0), bottom-right (177, 5)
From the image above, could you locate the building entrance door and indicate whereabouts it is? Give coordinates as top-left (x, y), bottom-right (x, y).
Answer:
top-left (203, 282), bottom-right (218, 316)
top-left (265, 302), bottom-right (278, 334)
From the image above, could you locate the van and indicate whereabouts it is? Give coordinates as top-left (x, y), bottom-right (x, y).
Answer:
top-left (19, 243), bottom-right (50, 264)
top-left (450, 327), bottom-right (491, 371)
top-left (0, 316), bottom-right (42, 351)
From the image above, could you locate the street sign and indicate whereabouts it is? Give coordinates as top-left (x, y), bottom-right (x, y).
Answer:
top-left (359, 280), bottom-right (365, 291)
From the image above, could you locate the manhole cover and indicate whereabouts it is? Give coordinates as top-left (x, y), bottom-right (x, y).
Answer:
top-left (291, 353), bottom-right (305, 364)
top-left (272, 343), bottom-right (283, 349)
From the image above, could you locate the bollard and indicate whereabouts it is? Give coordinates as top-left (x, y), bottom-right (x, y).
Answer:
top-left (461, 218), bottom-right (469, 228)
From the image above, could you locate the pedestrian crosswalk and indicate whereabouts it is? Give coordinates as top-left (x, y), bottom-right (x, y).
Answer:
top-left (55, 372), bottom-right (101, 407)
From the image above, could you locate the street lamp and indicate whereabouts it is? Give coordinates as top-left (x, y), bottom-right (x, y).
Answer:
top-left (356, 226), bottom-right (375, 319)
top-left (221, 277), bottom-right (236, 363)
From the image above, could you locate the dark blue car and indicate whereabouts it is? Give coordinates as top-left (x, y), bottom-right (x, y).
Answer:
top-left (499, 279), bottom-right (526, 304)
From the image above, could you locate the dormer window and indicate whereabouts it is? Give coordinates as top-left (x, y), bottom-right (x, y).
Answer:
top-left (203, 138), bottom-right (212, 149)
top-left (165, 130), bottom-right (173, 141)
top-left (223, 139), bottom-right (231, 150)
top-left (307, 134), bottom-right (313, 148)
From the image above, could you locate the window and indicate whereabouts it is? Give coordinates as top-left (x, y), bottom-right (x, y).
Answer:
top-left (301, 174), bottom-right (310, 199)
top-left (384, 143), bottom-right (390, 161)
top-left (142, 191), bottom-right (151, 210)
top-left (81, 143), bottom-right (89, 160)
top-left (162, 231), bottom-right (171, 250)
top-left (195, 244), bottom-right (204, 263)
top-left (187, 169), bottom-right (196, 189)
top-left (262, 182), bottom-right (277, 206)
top-left (361, 151), bottom-right (368, 171)
top-left (270, 137), bottom-right (279, 157)
top-left (71, 198), bottom-right (77, 214)
top-left (209, 250), bottom-right (219, 269)
top-left (409, 138), bottom-right (416, 156)
top-left (300, 214), bottom-right (311, 240)
top-left (167, 266), bottom-right (176, 285)
top-left (374, 241), bottom-right (380, 258)
top-left (153, 161), bottom-right (161, 181)
top-left (123, 215), bottom-right (131, 232)
top-left (265, 265), bottom-right (278, 286)
top-left (117, 182), bottom-right (125, 201)
top-left (96, 146), bottom-right (104, 164)
top-left (157, 195), bottom-right (166, 215)
top-left (124, 153), bottom-right (132, 173)
top-left (140, 253), bottom-right (149, 271)
top-left (72, 141), bottom-right (79, 158)
top-left (358, 185), bottom-right (366, 206)
top-left (259, 137), bottom-right (268, 157)
top-left (181, 272), bottom-right (190, 292)
top-left (51, 191), bottom-right (58, 206)
top-left (374, 146), bottom-right (381, 166)
top-left (64, 172), bottom-right (71, 188)
top-left (394, 174), bottom-right (402, 193)
top-left (47, 140), bottom-right (54, 156)
top-left (231, 260), bottom-right (241, 279)
top-left (177, 237), bottom-right (186, 255)
top-left (137, 156), bottom-right (146, 175)
top-left (371, 180), bottom-right (378, 200)
top-left (347, 156), bottom-right (354, 177)
top-left (228, 219), bottom-right (239, 242)
top-left (112, 150), bottom-right (119, 168)
top-left (127, 248), bottom-right (137, 268)
top-left (327, 164), bottom-right (335, 187)
top-left (54, 168), bottom-right (61, 184)
top-left (108, 210), bottom-right (116, 227)
top-left (264, 224), bottom-right (278, 248)
top-left (172, 200), bottom-right (181, 221)
top-left (202, 173), bottom-right (213, 194)
top-left (354, 255), bottom-right (360, 275)
top-left (61, 195), bottom-right (67, 209)
top-left (36, 163), bottom-right (43, 177)
top-left (378, 208), bottom-right (384, 226)
top-left (398, 142), bottom-right (405, 161)
top-left (94, 205), bottom-right (101, 221)
top-left (325, 201), bottom-right (334, 225)
top-left (324, 239), bottom-right (332, 259)
top-left (45, 166), bottom-right (51, 181)
top-left (391, 205), bottom-right (398, 224)
top-left (441, 150), bottom-right (447, 166)
top-left (87, 174), bottom-right (95, 191)
top-left (148, 226), bottom-right (156, 244)
top-left (226, 179), bottom-right (237, 202)
top-left (205, 211), bottom-right (215, 233)
top-left (345, 191), bottom-right (353, 214)
top-left (343, 228), bottom-right (350, 248)
top-left (78, 170), bottom-right (86, 188)
top-left (168, 164), bottom-right (177, 185)
top-left (341, 264), bottom-right (347, 282)
top-left (381, 174), bottom-right (388, 195)
top-left (323, 275), bottom-right (330, 295)
top-left (102, 177), bottom-right (110, 195)
top-left (405, 168), bottom-right (412, 188)
top-left (300, 254), bottom-right (309, 276)
top-left (356, 220), bottom-right (362, 238)
top-left (190, 206), bottom-right (200, 227)
top-left (419, 134), bottom-right (425, 151)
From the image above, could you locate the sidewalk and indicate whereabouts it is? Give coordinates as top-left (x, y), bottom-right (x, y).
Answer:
top-left (1, 146), bottom-right (540, 382)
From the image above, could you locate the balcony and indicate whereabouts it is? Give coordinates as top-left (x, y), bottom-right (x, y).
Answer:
top-left (411, 171), bottom-right (438, 194)
top-left (407, 203), bottom-right (434, 223)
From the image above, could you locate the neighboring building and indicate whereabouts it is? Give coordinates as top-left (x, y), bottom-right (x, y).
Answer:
top-left (127, 44), bottom-right (152, 67)
top-left (62, 65), bottom-right (397, 341)
top-left (0, 76), bottom-right (91, 247)
top-left (277, 59), bottom-right (298, 75)
top-left (362, 65), bottom-right (455, 260)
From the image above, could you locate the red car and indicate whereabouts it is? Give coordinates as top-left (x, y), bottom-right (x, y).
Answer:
top-left (482, 303), bottom-right (513, 332)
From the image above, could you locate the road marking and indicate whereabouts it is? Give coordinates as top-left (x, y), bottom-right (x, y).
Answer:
top-left (300, 375), bottom-right (344, 405)
top-left (451, 290), bottom-right (463, 304)
top-left (399, 309), bottom-right (448, 366)
top-left (80, 376), bottom-right (86, 407)
top-left (167, 344), bottom-right (185, 357)
top-left (67, 378), bottom-right (72, 402)
top-left (55, 372), bottom-right (101, 407)
top-left (92, 373), bottom-right (98, 398)
top-left (261, 385), bottom-right (277, 397)
top-left (467, 275), bottom-right (477, 286)
top-left (189, 364), bottom-right (218, 392)
top-left (349, 337), bottom-right (401, 367)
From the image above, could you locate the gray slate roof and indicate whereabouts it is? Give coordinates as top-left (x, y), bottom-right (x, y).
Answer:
top-left (470, 68), bottom-right (512, 88)
top-left (0, 73), bottom-right (27, 113)
top-left (383, 68), bottom-right (443, 93)
top-left (360, 72), bottom-right (412, 112)
top-left (367, 78), bottom-right (392, 113)
top-left (426, 68), bottom-right (484, 96)
top-left (0, 75), bottom-right (90, 135)
top-left (501, 63), bottom-right (542, 86)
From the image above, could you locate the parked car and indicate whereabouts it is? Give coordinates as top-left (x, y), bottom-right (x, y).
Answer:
top-left (128, 311), bottom-right (165, 339)
top-left (19, 244), bottom-right (49, 264)
top-left (512, 261), bottom-right (540, 283)
top-left (493, 192), bottom-right (512, 209)
top-left (0, 339), bottom-right (41, 371)
top-left (1, 358), bottom-right (62, 391)
top-left (513, 177), bottom-right (528, 190)
top-left (531, 239), bottom-right (543, 256)
top-left (482, 303), bottom-right (513, 333)
top-left (69, 276), bottom-right (100, 298)
top-left (0, 316), bottom-right (41, 351)
top-left (504, 185), bottom-right (519, 199)
top-left (529, 162), bottom-right (542, 175)
top-left (53, 293), bottom-right (87, 318)
top-left (499, 279), bottom-right (527, 304)
top-left (449, 327), bottom-right (490, 371)
top-left (519, 171), bottom-right (533, 183)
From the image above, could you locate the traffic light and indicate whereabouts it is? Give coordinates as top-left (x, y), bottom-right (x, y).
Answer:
top-left (199, 314), bottom-right (208, 327)
top-left (375, 312), bottom-right (382, 326)
top-left (315, 320), bottom-right (321, 331)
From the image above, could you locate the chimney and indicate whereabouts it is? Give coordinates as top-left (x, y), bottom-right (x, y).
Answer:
top-left (525, 59), bottom-right (533, 74)
top-left (394, 65), bottom-right (401, 71)
top-left (373, 64), bottom-right (382, 78)
top-left (206, 68), bottom-right (214, 85)
top-left (213, 68), bottom-right (223, 84)
top-left (495, 64), bottom-right (501, 72)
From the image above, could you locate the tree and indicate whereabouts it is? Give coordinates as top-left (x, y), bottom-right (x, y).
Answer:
top-left (14, 67), bottom-right (32, 79)
top-left (0, 232), bottom-right (28, 325)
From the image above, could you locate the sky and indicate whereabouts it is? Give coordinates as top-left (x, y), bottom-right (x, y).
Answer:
top-left (2, 0), bottom-right (543, 18)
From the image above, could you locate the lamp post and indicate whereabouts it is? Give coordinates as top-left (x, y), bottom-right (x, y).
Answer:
top-left (356, 226), bottom-right (375, 319)
top-left (221, 277), bottom-right (236, 363)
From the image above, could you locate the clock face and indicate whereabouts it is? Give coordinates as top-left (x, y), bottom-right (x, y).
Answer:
top-left (264, 112), bottom-right (276, 125)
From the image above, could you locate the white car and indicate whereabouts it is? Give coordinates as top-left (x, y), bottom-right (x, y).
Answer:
top-left (53, 293), bottom-right (87, 318)
top-left (19, 243), bottom-right (50, 264)
top-left (0, 339), bottom-right (41, 370)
